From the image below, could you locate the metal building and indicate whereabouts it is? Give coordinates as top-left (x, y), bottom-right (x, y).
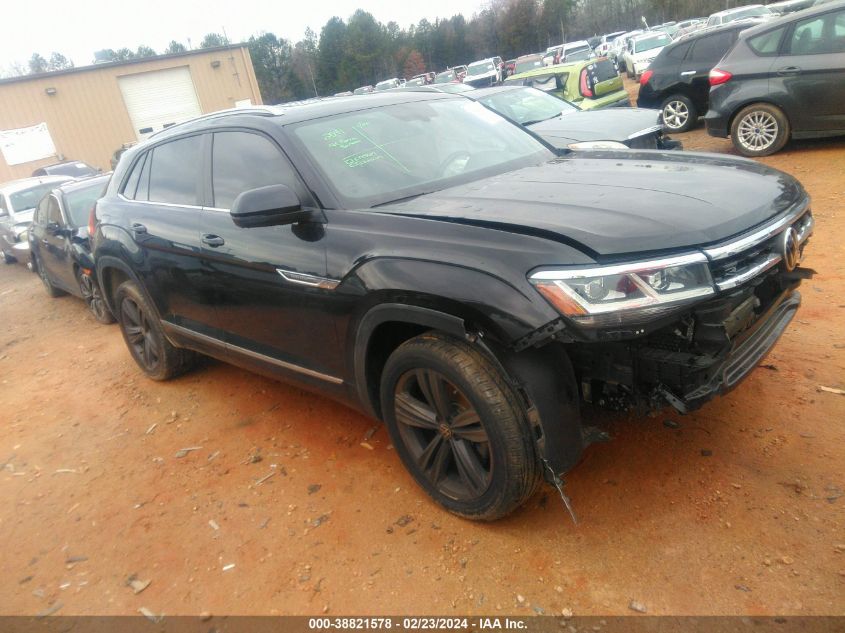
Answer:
top-left (0, 45), bottom-right (262, 181)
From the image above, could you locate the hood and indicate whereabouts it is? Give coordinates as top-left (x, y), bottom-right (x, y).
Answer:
top-left (465, 71), bottom-right (497, 83)
top-left (528, 108), bottom-right (661, 146)
top-left (11, 209), bottom-right (35, 225)
top-left (378, 152), bottom-right (805, 259)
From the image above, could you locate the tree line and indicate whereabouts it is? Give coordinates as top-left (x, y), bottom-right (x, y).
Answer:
top-left (8, 0), bottom-right (751, 100)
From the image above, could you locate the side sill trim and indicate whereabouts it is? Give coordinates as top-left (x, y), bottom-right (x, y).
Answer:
top-left (161, 321), bottom-right (344, 385)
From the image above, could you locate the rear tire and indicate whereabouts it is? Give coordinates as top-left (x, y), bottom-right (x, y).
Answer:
top-left (3, 251), bottom-right (16, 264)
top-left (730, 103), bottom-right (790, 157)
top-left (77, 269), bottom-right (114, 324)
top-left (114, 280), bottom-right (195, 380)
top-left (660, 95), bottom-right (697, 132)
top-left (380, 332), bottom-right (540, 521)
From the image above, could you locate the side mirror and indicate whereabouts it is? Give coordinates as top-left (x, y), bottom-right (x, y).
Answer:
top-left (46, 222), bottom-right (60, 235)
top-left (230, 185), bottom-right (308, 228)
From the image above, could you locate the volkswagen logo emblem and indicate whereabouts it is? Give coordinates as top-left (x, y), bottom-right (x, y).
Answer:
top-left (782, 227), bottom-right (800, 272)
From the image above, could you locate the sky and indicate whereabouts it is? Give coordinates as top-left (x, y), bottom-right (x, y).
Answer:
top-left (1, 0), bottom-right (490, 71)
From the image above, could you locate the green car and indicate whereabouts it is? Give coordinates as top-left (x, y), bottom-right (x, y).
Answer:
top-left (503, 57), bottom-right (630, 110)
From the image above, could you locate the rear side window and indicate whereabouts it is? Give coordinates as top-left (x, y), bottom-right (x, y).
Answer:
top-left (211, 132), bottom-right (300, 209)
top-left (689, 31), bottom-right (736, 63)
top-left (748, 27), bottom-right (786, 55)
top-left (665, 41), bottom-right (692, 61)
top-left (148, 135), bottom-right (203, 206)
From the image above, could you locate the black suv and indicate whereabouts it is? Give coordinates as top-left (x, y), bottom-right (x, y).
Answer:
top-left (92, 93), bottom-right (814, 520)
top-left (705, 1), bottom-right (845, 156)
top-left (637, 21), bottom-right (760, 132)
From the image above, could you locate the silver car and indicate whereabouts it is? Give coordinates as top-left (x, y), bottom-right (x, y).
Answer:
top-left (0, 176), bottom-right (72, 264)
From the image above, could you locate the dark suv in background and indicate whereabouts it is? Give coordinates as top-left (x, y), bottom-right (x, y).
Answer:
top-left (93, 93), bottom-right (813, 520)
top-left (637, 21), bottom-right (761, 132)
top-left (705, 1), bottom-right (845, 155)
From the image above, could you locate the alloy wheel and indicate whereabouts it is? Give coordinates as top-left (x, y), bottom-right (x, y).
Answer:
top-left (121, 296), bottom-right (161, 371)
top-left (393, 368), bottom-right (492, 501)
top-left (79, 273), bottom-right (109, 321)
top-left (737, 111), bottom-right (778, 152)
top-left (663, 100), bottom-right (689, 130)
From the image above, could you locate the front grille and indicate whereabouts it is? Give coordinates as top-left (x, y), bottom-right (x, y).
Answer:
top-left (705, 206), bottom-right (813, 292)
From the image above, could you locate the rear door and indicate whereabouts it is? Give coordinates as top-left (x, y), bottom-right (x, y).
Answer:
top-left (118, 134), bottom-right (211, 332)
top-left (198, 129), bottom-right (340, 378)
top-left (774, 7), bottom-right (845, 132)
top-left (39, 194), bottom-right (77, 291)
top-left (683, 29), bottom-right (739, 111)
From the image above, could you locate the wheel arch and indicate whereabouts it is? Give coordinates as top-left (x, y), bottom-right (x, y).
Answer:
top-left (96, 255), bottom-right (144, 315)
top-left (354, 304), bottom-right (585, 478)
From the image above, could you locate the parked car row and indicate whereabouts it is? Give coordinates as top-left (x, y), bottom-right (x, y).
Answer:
top-left (638, 0), bottom-right (845, 155)
top-left (1, 172), bottom-right (114, 323)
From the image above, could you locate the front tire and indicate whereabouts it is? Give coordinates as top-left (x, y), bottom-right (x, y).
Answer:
top-left (730, 103), bottom-right (790, 157)
top-left (660, 95), bottom-right (697, 132)
top-left (380, 333), bottom-right (540, 521)
top-left (77, 269), bottom-right (114, 324)
top-left (114, 280), bottom-right (194, 380)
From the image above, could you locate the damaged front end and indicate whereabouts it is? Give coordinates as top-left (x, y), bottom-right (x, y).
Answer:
top-left (565, 207), bottom-right (814, 414)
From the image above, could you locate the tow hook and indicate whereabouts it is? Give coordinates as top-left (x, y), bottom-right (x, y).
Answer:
top-left (542, 458), bottom-right (578, 525)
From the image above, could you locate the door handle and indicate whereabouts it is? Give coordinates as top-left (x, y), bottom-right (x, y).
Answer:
top-left (777, 66), bottom-right (801, 76)
top-left (130, 223), bottom-right (147, 235)
top-left (680, 70), bottom-right (696, 76)
top-left (201, 234), bottom-right (225, 247)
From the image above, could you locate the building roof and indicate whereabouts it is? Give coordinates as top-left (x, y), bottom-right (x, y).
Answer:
top-left (0, 44), bottom-right (249, 87)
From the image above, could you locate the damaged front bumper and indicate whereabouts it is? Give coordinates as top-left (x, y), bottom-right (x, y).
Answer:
top-left (650, 287), bottom-right (800, 413)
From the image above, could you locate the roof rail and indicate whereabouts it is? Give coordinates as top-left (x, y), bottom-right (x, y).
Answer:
top-left (148, 106), bottom-right (281, 139)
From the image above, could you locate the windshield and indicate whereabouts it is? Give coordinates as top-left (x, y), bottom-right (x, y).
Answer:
top-left (65, 180), bottom-right (108, 227)
top-left (514, 57), bottom-right (544, 74)
top-left (477, 87), bottom-right (577, 125)
top-left (435, 71), bottom-right (456, 83)
top-left (634, 34), bottom-right (672, 52)
top-left (9, 182), bottom-right (62, 214)
top-left (564, 48), bottom-right (592, 61)
top-left (725, 6), bottom-right (771, 21)
top-left (467, 61), bottom-right (495, 76)
top-left (290, 99), bottom-right (551, 207)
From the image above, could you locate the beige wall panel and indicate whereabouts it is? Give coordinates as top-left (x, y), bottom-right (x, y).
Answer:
top-left (0, 46), bottom-right (262, 182)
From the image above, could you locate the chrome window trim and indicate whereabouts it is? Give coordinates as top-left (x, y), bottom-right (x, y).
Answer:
top-left (161, 321), bottom-right (343, 385)
top-left (117, 193), bottom-right (203, 210)
top-left (703, 201), bottom-right (810, 261)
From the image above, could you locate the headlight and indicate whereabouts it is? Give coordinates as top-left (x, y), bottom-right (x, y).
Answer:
top-left (567, 141), bottom-right (628, 150)
top-left (529, 253), bottom-right (715, 327)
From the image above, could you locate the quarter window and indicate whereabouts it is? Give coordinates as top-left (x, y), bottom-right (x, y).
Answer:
top-left (46, 196), bottom-right (62, 225)
top-left (211, 132), bottom-right (300, 209)
top-left (689, 32), bottom-right (735, 63)
top-left (148, 135), bottom-right (203, 206)
top-left (748, 27), bottom-right (786, 55)
top-left (122, 153), bottom-right (146, 200)
top-left (665, 41), bottom-right (692, 61)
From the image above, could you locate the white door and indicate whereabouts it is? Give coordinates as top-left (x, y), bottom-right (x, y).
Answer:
top-left (118, 67), bottom-right (202, 141)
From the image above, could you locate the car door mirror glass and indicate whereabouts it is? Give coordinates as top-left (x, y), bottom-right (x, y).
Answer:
top-left (230, 184), bottom-right (307, 228)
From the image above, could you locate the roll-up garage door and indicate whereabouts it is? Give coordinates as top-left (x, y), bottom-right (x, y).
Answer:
top-left (118, 67), bottom-right (202, 140)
